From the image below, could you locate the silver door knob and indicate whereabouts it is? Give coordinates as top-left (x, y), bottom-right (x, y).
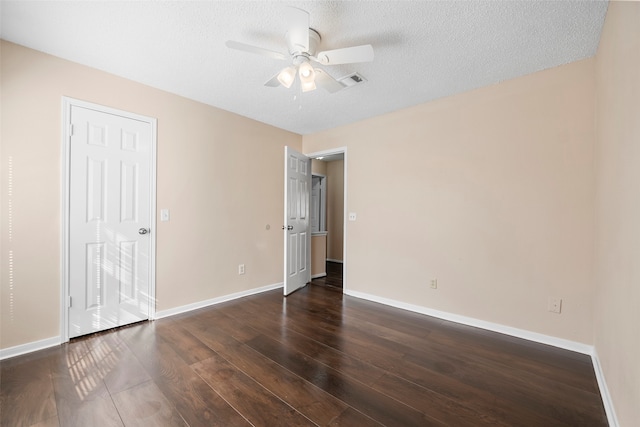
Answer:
top-left (138, 228), bottom-right (150, 235)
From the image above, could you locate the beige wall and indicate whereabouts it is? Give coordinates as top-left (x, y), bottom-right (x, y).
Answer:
top-left (594, 2), bottom-right (640, 425)
top-left (311, 158), bottom-right (327, 175)
top-left (326, 160), bottom-right (344, 262)
top-left (0, 41), bottom-right (301, 350)
top-left (304, 58), bottom-right (596, 344)
top-left (310, 234), bottom-right (327, 277)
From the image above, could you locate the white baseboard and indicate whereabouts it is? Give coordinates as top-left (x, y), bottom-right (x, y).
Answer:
top-left (0, 336), bottom-right (61, 361)
top-left (326, 258), bottom-right (343, 264)
top-left (312, 273), bottom-right (327, 279)
top-left (591, 349), bottom-right (620, 427)
top-left (345, 289), bottom-right (592, 354)
top-left (154, 282), bottom-right (283, 320)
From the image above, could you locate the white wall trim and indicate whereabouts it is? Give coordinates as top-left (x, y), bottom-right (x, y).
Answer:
top-left (0, 336), bottom-right (61, 361)
top-left (311, 273), bottom-right (327, 279)
top-left (591, 349), bottom-right (620, 427)
top-left (326, 258), bottom-right (344, 264)
top-left (154, 282), bottom-right (283, 320)
top-left (345, 289), bottom-right (593, 354)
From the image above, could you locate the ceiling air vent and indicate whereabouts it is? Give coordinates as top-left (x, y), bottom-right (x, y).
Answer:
top-left (338, 72), bottom-right (368, 89)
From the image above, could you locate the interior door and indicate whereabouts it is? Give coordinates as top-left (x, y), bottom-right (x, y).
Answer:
top-left (68, 105), bottom-right (153, 338)
top-left (284, 147), bottom-right (311, 295)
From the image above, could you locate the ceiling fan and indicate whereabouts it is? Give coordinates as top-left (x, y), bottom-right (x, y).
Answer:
top-left (225, 6), bottom-right (374, 93)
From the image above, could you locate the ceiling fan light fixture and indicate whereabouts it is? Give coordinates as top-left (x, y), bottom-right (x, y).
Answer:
top-left (301, 79), bottom-right (317, 92)
top-left (277, 66), bottom-right (297, 88)
top-left (298, 61), bottom-right (315, 83)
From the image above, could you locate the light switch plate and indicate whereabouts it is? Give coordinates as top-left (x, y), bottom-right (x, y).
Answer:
top-left (160, 209), bottom-right (170, 222)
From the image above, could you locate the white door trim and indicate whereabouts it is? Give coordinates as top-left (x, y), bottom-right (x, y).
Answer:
top-left (305, 147), bottom-right (347, 293)
top-left (60, 97), bottom-right (157, 343)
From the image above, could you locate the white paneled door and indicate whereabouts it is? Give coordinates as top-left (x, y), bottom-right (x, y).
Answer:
top-left (68, 104), bottom-right (154, 338)
top-left (284, 147), bottom-right (311, 296)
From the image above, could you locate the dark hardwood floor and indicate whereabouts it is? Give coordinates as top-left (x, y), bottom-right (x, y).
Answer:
top-left (1, 283), bottom-right (608, 426)
top-left (311, 261), bottom-right (343, 289)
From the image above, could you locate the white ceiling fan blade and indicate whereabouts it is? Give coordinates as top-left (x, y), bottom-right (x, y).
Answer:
top-left (313, 44), bottom-right (374, 65)
top-left (264, 73), bottom-right (282, 87)
top-left (314, 69), bottom-right (345, 93)
top-left (226, 40), bottom-right (287, 61)
top-left (284, 7), bottom-right (309, 53)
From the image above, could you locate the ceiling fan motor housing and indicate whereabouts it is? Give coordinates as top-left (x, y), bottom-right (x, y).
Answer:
top-left (287, 28), bottom-right (321, 57)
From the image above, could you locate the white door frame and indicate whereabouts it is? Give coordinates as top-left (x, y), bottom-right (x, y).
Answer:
top-left (305, 147), bottom-right (348, 293)
top-left (60, 97), bottom-right (157, 343)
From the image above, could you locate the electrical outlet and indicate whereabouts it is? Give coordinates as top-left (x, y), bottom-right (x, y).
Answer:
top-left (238, 264), bottom-right (245, 275)
top-left (430, 279), bottom-right (437, 289)
top-left (548, 297), bottom-right (562, 314)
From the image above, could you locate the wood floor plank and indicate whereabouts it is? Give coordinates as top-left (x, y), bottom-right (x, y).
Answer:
top-left (370, 372), bottom-right (510, 427)
top-left (411, 327), bottom-right (598, 392)
top-left (403, 348), bottom-right (607, 426)
top-left (154, 364), bottom-right (250, 427)
top-left (119, 322), bottom-right (188, 379)
top-left (185, 312), bottom-right (346, 425)
top-left (50, 362), bottom-right (111, 407)
top-left (183, 308), bottom-right (262, 344)
top-left (111, 380), bottom-right (187, 426)
top-left (221, 298), bottom-right (392, 389)
top-left (190, 326), bottom-right (349, 425)
top-left (54, 392), bottom-right (124, 427)
top-left (0, 354), bottom-right (58, 427)
top-left (102, 347), bottom-right (151, 396)
top-left (245, 333), bottom-right (445, 426)
top-left (155, 321), bottom-right (218, 365)
top-left (120, 322), bottom-right (249, 426)
top-left (47, 340), bottom-right (125, 427)
top-left (327, 407), bottom-right (383, 426)
top-left (29, 416), bottom-right (61, 427)
top-left (193, 353), bottom-right (318, 427)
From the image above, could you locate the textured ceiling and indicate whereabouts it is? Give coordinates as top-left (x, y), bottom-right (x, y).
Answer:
top-left (1, 1), bottom-right (607, 135)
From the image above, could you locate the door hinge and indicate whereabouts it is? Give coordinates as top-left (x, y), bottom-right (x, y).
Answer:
top-left (68, 295), bottom-right (72, 308)
top-left (69, 124), bottom-right (74, 136)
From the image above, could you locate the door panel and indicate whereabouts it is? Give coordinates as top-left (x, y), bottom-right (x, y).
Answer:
top-left (69, 105), bottom-right (152, 338)
top-left (118, 240), bottom-right (137, 301)
top-left (299, 231), bottom-right (308, 271)
top-left (284, 147), bottom-right (311, 295)
top-left (120, 161), bottom-right (139, 222)
top-left (85, 242), bottom-right (105, 309)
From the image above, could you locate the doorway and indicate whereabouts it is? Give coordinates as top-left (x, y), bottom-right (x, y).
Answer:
top-left (61, 98), bottom-right (157, 341)
top-left (307, 148), bottom-right (347, 292)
